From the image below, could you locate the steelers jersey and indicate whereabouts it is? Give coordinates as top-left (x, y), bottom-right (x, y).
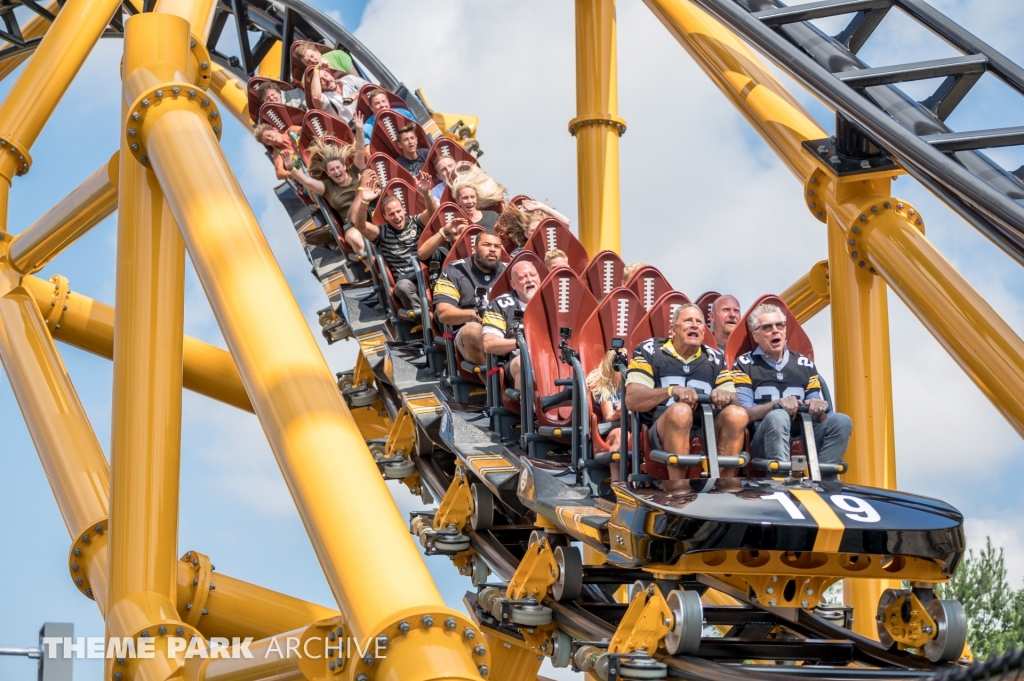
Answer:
top-left (432, 258), bottom-right (504, 311)
top-left (625, 338), bottom-right (733, 426)
top-left (481, 291), bottom-right (526, 339)
top-left (731, 348), bottom-right (821, 407)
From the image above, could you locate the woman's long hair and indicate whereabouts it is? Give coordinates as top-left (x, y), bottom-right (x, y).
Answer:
top-left (586, 350), bottom-right (622, 404)
top-left (495, 204), bottom-right (531, 247)
top-left (307, 139), bottom-right (355, 184)
top-left (449, 161), bottom-right (506, 208)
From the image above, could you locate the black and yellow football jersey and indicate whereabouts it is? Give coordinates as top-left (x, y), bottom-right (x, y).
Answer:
top-left (481, 291), bottom-right (526, 340)
top-left (625, 338), bottom-right (733, 426)
top-left (732, 348), bottom-right (822, 407)
top-left (432, 258), bottom-right (504, 312)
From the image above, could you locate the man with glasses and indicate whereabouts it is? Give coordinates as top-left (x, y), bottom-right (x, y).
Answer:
top-left (732, 303), bottom-right (851, 473)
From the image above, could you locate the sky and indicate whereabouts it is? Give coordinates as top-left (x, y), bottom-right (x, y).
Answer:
top-left (2, 0), bottom-right (1024, 679)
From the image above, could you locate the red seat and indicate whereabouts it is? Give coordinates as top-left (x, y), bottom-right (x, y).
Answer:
top-left (356, 84), bottom-right (408, 120)
top-left (371, 178), bottom-right (424, 226)
top-left (583, 250), bottom-right (625, 302)
top-left (523, 218), bottom-right (589, 274)
top-left (508, 194), bottom-right (530, 208)
top-left (625, 266), bottom-right (673, 313)
top-left (523, 268), bottom-right (598, 430)
top-left (301, 65), bottom-right (351, 113)
top-left (299, 110), bottom-right (354, 154)
top-left (418, 203), bottom-right (471, 251)
top-left (369, 110), bottom-right (430, 160)
top-left (258, 102), bottom-right (305, 131)
top-left (247, 77), bottom-right (299, 122)
top-left (423, 137), bottom-right (478, 186)
top-left (694, 291), bottom-right (721, 327)
top-left (724, 295), bottom-right (814, 368)
top-left (578, 287), bottom-right (645, 459)
top-left (366, 152), bottom-right (416, 188)
top-left (441, 225), bottom-right (511, 270)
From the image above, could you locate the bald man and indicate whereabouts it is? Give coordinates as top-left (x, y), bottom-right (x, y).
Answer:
top-left (711, 295), bottom-right (741, 352)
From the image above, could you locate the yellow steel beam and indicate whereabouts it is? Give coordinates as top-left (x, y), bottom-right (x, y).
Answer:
top-left (780, 260), bottom-right (829, 323)
top-left (572, 0), bottom-right (624, 256)
top-left (257, 40), bottom-right (282, 79)
top-left (9, 152), bottom-right (118, 273)
top-left (21, 273), bottom-right (253, 411)
top-left (0, 1), bottom-right (58, 82)
top-left (127, 13), bottom-right (485, 677)
top-left (209, 63), bottom-right (251, 127)
top-left (0, 0), bottom-right (123, 192)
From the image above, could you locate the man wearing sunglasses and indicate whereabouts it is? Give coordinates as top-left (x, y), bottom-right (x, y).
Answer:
top-left (732, 303), bottom-right (852, 474)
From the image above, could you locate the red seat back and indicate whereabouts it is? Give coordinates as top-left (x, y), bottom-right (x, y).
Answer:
top-left (626, 266), bottom-right (673, 312)
top-left (508, 194), bottom-right (530, 208)
top-left (371, 178), bottom-right (424, 226)
top-left (488, 251), bottom-right (548, 301)
top-left (523, 218), bottom-right (589, 274)
top-left (583, 250), bottom-right (625, 302)
top-left (523, 268), bottom-right (599, 427)
top-left (628, 291), bottom-right (691, 351)
top-left (695, 291), bottom-right (721, 326)
top-left (725, 295), bottom-right (814, 368)
top-left (423, 137), bottom-right (478, 185)
top-left (578, 287), bottom-right (644, 374)
top-left (247, 77), bottom-right (298, 122)
top-left (366, 152), bottom-right (416, 188)
top-left (300, 110), bottom-right (353, 149)
top-left (369, 110), bottom-right (429, 160)
top-left (418, 203), bottom-right (471, 250)
top-left (258, 103), bottom-right (305, 131)
top-left (356, 84), bottom-right (408, 120)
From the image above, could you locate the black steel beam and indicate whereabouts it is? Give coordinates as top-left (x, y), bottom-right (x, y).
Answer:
top-left (835, 6), bottom-right (890, 53)
top-left (753, 0), bottom-right (890, 27)
top-left (923, 126), bottom-right (1024, 153)
top-left (697, 638), bottom-right (855, 664)
top-left (835, 54), bottom-right (987, 88)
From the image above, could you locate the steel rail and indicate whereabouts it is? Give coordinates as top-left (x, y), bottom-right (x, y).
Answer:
top-left (691, 0), bottom-right (1024, 264)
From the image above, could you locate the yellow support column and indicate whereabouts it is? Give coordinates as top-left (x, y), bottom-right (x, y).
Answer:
top-left (572, 0), bottom-right (625, 255)
top-left (209, 63), bottom-right (251, 127)
top-left (780, 260), bottom-right (829, 323)
top-left (10, 153), bottom-right (119, 273)
top-left (126, 12), bottom-right (485, 678)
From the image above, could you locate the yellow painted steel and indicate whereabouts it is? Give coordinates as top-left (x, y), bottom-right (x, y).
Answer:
top-left (10, 152), bottom-right (118, 273)
top-left (210, 63), bottom-right (252, 127)
top-left (125, 13), bottom-right (482, 677)
top-left (572, 0), bottom-right (624, 255)
top-left (781, 260), bottom-right (829, 323)
top-left (21, 273), bottom-right (253, 411)
top-left (257, 40), bottom-right (282, 78)
top-left (0, 0), bottom-right (123, 188)
top-left (0, 1), bottom-right (58, 82)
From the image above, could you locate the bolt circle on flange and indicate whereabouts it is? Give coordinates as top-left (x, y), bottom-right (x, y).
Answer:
top-left (67, 518), bottom-right (107, 599)
top-left (803, 168), bottom-right (829, 223)
top-left (843, 198), bottom-right (924, 270)
top-left (0, 133), bottom-right (32, 176)
top-left (124, 82), bottom-right (222, 167)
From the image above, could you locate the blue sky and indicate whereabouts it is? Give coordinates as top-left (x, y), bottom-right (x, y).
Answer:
top-left (2, 1), bottom-right (1024, 679)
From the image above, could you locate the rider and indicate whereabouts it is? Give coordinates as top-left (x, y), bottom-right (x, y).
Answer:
top-left (482, 260), bottom-right (541, 392)
top-left (433, 226), bottom-right (506, 366)
top-left (624, 303), bottom-right (747, 480)
top-left (710, 294), bottom-right (742, 352)
top-left (732, 303), bottom-right (851, 474)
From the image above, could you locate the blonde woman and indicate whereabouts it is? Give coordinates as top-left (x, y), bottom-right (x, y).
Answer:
top-left (450, 163), bottom-right (506, 228)
top-left (587, 349), bottom-right (624, 470)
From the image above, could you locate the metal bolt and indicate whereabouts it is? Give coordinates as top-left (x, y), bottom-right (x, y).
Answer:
top-left (766, 587), bottom-right (774, 594)
top-left (896, 203), bottom-right (904, 209)
top-left (817, 145), bottom-right (827, 154)
top-left (329, 631), bottom-right (336, 641)
top-left (193, 578), bottom-right (198, 586)
top-left (356, 676), bottom-right (369, 681)
top-left (172, 87), bottom-right (181, 95)
top-left (1, 140), bottom-right (5, 145)
top-left (478, 665), bottom-right (489, 676)
top-left (328, 661), bottom-right (336, 671)
top-left (189, 90), bottom-right (197, 98)
top-left (829, 155), bottom-right (840, 164)
top-left (114, 674), bottom-right (123, 681)
top-left (85, 588), bottom-right (92, 598)
top-left (193, 558), bottom-right (199, 566)
top-left (140, 156), bottom-right (148, 164)
top-left (806, 588), bottom-right (814, 596)
top-left (851, 251), bottom-right (859, 258)
top-left (158, 626), bottom-right (167, 635)
top-left (202, 609), bottom-right (208, 615)
top-left (17, 155), bottom-right (22, 160)
top-left (859, 261), bottom-right (866, 268)
top-left (422, 616), bottom-right (434, 628)
top-left (809, 202), bottom-right (816, 208)
top-left (770, 576), bottom-right (778, 582)
top-left (801, 600), bottom-right (809, 608)
top-left (131, 144), bottom-right (139, 152)
top-left (616, 536), bottom-right (624, 545)
top-left (474, 644), bottom-right (486, 656)
top-left (74, 548), bottom-right (81, 556)
top-left (768, 599), bottom-right (776, 606)
top-left (870, 268), bottom-right (876, 274)
top-left (210, 111), bottom-right (219, 119)
top-left (209, 584), bottom-right (215, 590)
top-left (870, 206), bottom-right (878, 213)
top-left (142, 99), bottom-right (150, 107)
top-left (200, 61), bottom-right (209, 69)
top-left (923, 625), bottom-right (934, 635)
top-left (807, 190), bottom-right (814, 196)
top-left (377, 635), bottom-right (388, 648)
top-left (463, 628), bottom-right (475, 640)
top-left (362, 653), bottom-right (374, 665)
top-left (176, 628), bottom-right (184, 636)
top-left (75, 577), bottom-right (83, 586)
top-left (156, 90), bottom-right (164, 98)
top-left (128, 128), bottom-right (136, 136)
top-left (117, 658), bottom-right (126, 665)
top-left (190, 40), bottom-right (196, 47)
top-left (444, 617), bottom-right (456, 630)
top-left (852, 226), bottom-right (859, 233)
top-left (883, 202), bottom-right (891, 209)
top-left (132, 113), bottom-right (141, 122)
top-left (908, 209), bottom-right (916, 216)
top-left (398, 621), bottom-right (410, 634)
top-left (810, 176), bottom-right (818, 184)
top-left (860, 159), bottom-right (871, 169)
top-left (201, 98), bottom-right (210, 106)
top-left (186, 603), bottom-right (192, 610)
top-left (213, 126), bottom-right (221, 135)
top-left (848, 239), bottom-right (856, 246)
top-left (82, 534), bottom-right (89, 542)
top-left (141, 631), bottom-right (150, 638)
top-left (859, 215), bottom-right (867, 222)
top-left (816, 211), bottom-right (823, 219)
top-left (916, 218), bottom-right (922, 226)
top-left (72, 563), bottom-right (79, 571)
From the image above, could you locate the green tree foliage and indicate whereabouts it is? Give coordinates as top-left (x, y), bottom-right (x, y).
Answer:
top-left (937, 537), bottom-right (1024, 658)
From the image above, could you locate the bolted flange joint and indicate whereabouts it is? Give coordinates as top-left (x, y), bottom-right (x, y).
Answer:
top-left (0, 133), bottom-right (34, 177)
top-left (187, 33), bottom-right (212, 90)
top-left (67, 517), bottom-right (108, 600)
top-left (108, 620), bottom-right (202, 681)
top-left (345, 607), bottom-right (489, 680)
top-left (124, 82), bottom-right (222, 167)
top-left (803, 168), bottom-right (829, 224)
top-left (843, 198), bottom-right (924, 274)
top-left (568, 113), bottom-right (627, 137)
